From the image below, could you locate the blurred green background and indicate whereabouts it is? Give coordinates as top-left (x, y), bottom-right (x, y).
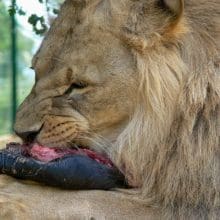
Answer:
top-left (0, 0), bottom-right (62, 135)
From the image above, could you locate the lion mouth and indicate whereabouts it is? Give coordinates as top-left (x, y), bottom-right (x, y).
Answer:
top-left (19, 143), bottom-right (114, 168)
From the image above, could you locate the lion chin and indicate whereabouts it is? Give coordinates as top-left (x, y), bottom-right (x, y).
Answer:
top-left (0, 0), bottom-right (220, 219)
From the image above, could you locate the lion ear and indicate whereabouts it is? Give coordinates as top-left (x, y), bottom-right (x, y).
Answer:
top-left (159, 0), bottom-right (184, 18)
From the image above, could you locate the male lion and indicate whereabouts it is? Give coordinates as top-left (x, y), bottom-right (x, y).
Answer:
top-left (0, 0), bottom-right (219, 219)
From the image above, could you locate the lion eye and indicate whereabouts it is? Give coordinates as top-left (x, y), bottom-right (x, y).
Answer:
top-left (65, 82), bottom-right (88, 94)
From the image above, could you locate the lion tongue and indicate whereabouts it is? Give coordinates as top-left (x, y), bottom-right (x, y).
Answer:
top-left (27, 144), bottom-right (113, 167)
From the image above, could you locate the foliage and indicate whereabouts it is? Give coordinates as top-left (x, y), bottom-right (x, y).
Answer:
top-left (8, 0), bottom-right (63, 35)
top-left (28, 14), bottom-right (47, 35)
top-left (0, 1), bottom-right (34, 135)
top-left (0, 0), bottom-right (64, 134)
top-left (0, 2), bottom-right (10, 52)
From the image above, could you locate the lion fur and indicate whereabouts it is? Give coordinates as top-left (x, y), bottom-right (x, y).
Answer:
top-left (0, 0), bottom-right (219, 219)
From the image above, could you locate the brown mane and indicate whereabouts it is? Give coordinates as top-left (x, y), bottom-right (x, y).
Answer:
top-left (113, 0), bottom-right (220, 217)
top-left (1, 0), bottom-right (219, 219)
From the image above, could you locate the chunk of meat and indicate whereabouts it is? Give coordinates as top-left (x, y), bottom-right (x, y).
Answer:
top-left (25, 144), bottom-right (113, 168)
top-left (0, 143), bottom-right (128, 190)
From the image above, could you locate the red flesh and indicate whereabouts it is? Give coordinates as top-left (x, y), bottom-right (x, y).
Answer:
top-left (23, 144), bottom-right (113, 168)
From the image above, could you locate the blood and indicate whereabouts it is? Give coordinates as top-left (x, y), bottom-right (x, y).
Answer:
top-left (22, 144), bottom-right (113, 168)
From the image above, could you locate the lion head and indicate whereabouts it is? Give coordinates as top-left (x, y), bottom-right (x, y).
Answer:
top-left (14, 0), bottom-right (219, 213)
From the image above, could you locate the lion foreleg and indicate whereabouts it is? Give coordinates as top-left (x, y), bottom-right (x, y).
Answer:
top-left (0, 175), bottom-right (158, 220)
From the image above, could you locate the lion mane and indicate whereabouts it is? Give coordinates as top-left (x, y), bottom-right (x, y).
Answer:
top-left (113, 0), bottom-right (220, 217)
top-left (0, 0), bottom-right (219, 219)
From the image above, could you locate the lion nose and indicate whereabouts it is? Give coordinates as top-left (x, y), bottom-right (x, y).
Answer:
top-left (15, 130), bottom-right (38, 143)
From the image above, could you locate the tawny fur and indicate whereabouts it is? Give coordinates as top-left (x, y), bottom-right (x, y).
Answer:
top-left (1, 0), bottom-right (219, 219)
